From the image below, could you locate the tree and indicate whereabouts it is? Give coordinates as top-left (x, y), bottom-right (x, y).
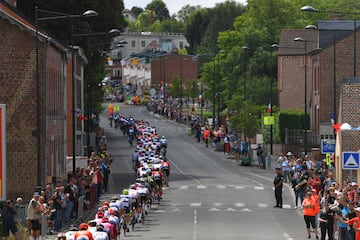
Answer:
top-left (135, 10), bottom-right (157, 30)
top-left (185, 1), bottom-right (246, 55)
top-left (145, 0), bottom-right (170, 21)
top-left (176, 4), bottom-right (201, 22)
top-left (131, 6), bottom-right (144, 17)
top-left (228, 99), bottom-right (261, 139)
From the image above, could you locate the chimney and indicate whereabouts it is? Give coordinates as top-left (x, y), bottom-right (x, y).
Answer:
top-left (5, 0), bottom-right (16, 7)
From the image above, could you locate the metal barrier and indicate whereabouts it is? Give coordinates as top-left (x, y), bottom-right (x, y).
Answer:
top-left (15, 204), bottom-right (28, 226)
top-left (40, 213), bottom-right (48, 236)
top-left (77, 196), bottom-right (85, 221)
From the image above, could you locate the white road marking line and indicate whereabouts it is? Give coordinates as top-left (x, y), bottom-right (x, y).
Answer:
top-left (226, 208), bottom-right (238, 212)
top-left (153, 209), bottom-right (166, 213)
top-left (197, 185), bottom-right (207, 189)
top-left (234, 186), bottom-right (245, 189)
top-left (172, 208), bottom-right (180, 212)
top-left (216, 185), bottom-right (226, 189)
top-left (258, 203), bottom-right (268, 208)
top-left (240, 208), bottom-right (253, 212)
top-left (213, 202), bottom-right (223, 207)
top-left (193, 209), bottom-right (198, 240)
top-left (254, 186), bottom-right (264, 190)
top-left (235, 202), bottom-right (246, 208)
top-left (190, 203), bottom-right (202, 207)
top-left (208, 208), bottom-right (221, 211)
top-left (282, 204), bottom-right (291, 209)
top-left (180, 185), bottom-right (189, 190)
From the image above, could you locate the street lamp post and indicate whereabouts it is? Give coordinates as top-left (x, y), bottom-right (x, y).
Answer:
top-left (301, 5), bottom-right (359, 78)
top-left (35, 7), bottom-right (98, 177)
top-left (73, 29), bottom-right (121, 158)
top-left (294, 37), bottom-right (308, 155)
top-left (269, 44), bottom-right (279, 156)
top-left (216, 50), bottom-right (224, 127)
top-left (242, 46), bottom-right (250, 99)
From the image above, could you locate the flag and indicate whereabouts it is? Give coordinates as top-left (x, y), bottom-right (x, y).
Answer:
top-left (267, 102), bottom-right (271, 113)
top-left (77, 113), bottom-right (87, 121)
top-left (329, 112), bottom-right (335, 125)
top-left (198, 94), bottom-right (202, 103)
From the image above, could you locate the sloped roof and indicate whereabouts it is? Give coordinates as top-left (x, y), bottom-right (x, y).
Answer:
top-left (0, 0), bottom-right (66, 52)
top-left (278, 29), bottom-right (319, 56)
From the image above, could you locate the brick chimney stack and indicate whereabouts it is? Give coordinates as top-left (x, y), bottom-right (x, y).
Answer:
top-left (5, 0), bottom-right (16, 7)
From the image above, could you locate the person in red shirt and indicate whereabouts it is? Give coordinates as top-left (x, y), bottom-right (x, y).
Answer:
top-left (74, 223), bottom-right (94, 240)
top-left (302, 191), bottom-right (318, 239)
top-left (203, 128), bottom-right (210, 147)
top-left (339, 207), bottom-right (360, 240)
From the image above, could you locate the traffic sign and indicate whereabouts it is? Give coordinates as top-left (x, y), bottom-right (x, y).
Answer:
top-left (321, 139), bottom-right (335, 154)
top-left (263, 116), bottom-right (274, 125)
top-left (342, 152), bottom-right (360, 169)
top-left (326, 153), bottom-right (331, 166)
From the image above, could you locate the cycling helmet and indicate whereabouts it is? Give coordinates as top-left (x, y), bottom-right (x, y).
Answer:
top-left (79, 223), bottom-right (88, 230)
top-left (102, 201), bottom-right (110, 207)
top-left (96, 224), bottom-right (105, 231)
top-left (57, 232), bottom-right (66, 240)
top-left (69, 225), bottom-right (78, 231)
top-left (122, 189), bottom-right (129, 195)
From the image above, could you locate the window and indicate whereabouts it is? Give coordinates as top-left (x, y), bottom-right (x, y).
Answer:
top-left (131, 40), bottom-right (136, 47)
top-left (141, 40), bottom-right (146, 47)
top-left (179, 41), bottom-right (184, 49)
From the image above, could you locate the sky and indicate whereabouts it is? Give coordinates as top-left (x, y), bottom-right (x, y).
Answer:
top-left (124, 0), bottom-right (248, 15)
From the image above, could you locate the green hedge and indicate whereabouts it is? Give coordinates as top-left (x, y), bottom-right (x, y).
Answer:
top-left (279, 110), bottom-right (308, 143)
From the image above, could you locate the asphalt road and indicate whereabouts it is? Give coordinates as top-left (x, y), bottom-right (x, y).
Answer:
top-left (101, 103), bottom-right (308, 240)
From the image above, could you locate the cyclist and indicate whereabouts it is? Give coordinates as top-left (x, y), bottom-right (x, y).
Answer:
top-left (159, 136), bottom-right (167, 156)
top-left (161, 158), bottom-right (170, 187)
top-left (152, 168), bottom-right (163, 200)
top-left (91, 224), bottom-right (109, 240)
top-left (74, 223), bottom-right (94, 240)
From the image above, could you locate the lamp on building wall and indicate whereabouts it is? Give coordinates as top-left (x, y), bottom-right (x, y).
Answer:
top-left (35, 7), bottom-right (98, 180)
top-left (294, 37), bottom-right (309, 155)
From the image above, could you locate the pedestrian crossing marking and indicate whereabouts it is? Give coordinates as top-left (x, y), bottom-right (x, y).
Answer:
top-left (208, 208), bottom-right (220, 212)
top-left (258, 203), bottom-right (268, 208)
top-left (235, 203), bottom-right (245, 208)
top-left (190, 203), bottom-right (202, 207)
top-left (226, 208), bottom-right (237, 212)
top-left (254, 186), bottom-right (264, 190)
top-left (240, 208), bottom-right (253, 212)
top-left (197, 185), bottom-right (207, 189)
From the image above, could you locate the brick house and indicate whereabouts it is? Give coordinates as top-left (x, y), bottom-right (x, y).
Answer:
top-left (0, 1), bottom-right (87, 199)
top-left (279, 21), bottom-right (360, 151)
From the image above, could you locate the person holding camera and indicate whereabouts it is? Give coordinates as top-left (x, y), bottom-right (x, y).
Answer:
top-left (2, 199), bottom-right (20, 240)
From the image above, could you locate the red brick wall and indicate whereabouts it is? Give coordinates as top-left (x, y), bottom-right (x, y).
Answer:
top-left (0, 18), bottom-right (66, 200)
top-left (151, 54), bottom-right (198, 89)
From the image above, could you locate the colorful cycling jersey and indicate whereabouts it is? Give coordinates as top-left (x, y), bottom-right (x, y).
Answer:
top-left (128, 189), bottom-right (139, 202)
top-left (65, 231), bottom-right (77, 240)
top-left (152, 171), bottom-right (162, 180)
top-left (74, 230), bottom-right (94, 240)
top-left (92, 231), bottom-right (109, 240)
top-left (162, 161), bottom-right (170, 170)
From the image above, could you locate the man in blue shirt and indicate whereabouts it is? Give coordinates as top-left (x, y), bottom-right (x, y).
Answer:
top-left (337, 197), bottom-right (350, 240)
